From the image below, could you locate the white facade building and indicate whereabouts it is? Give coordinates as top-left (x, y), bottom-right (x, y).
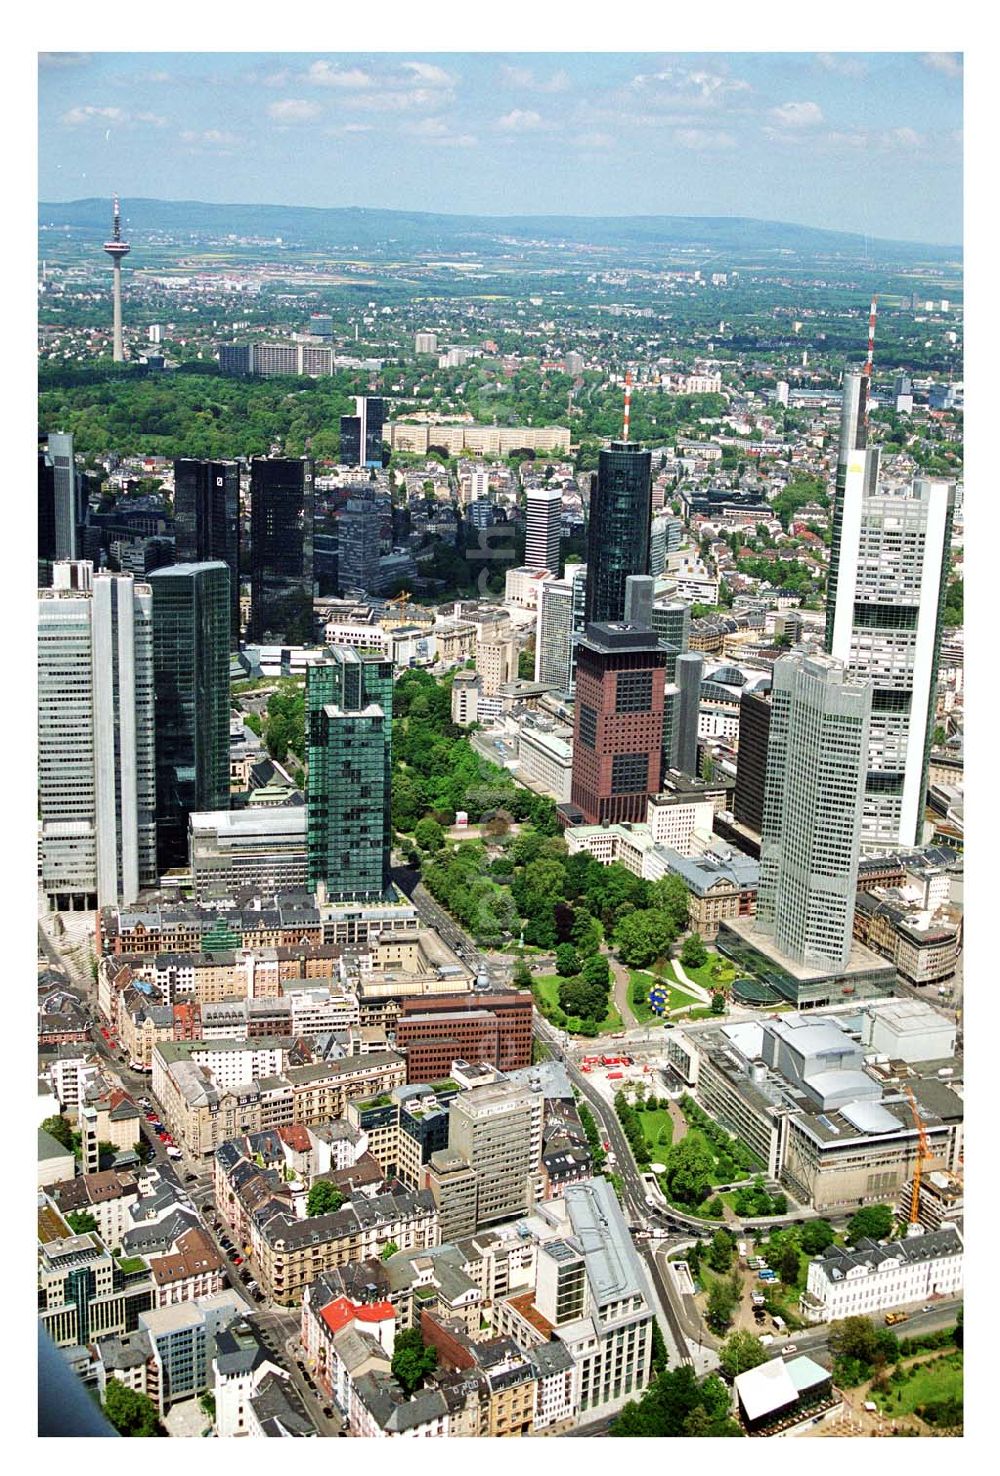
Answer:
top-left (802, 1227), bottom-right (963, 1323)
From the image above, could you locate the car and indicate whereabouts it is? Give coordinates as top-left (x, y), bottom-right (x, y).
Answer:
top-left (322, 1407), bottom-right (334, 1420)
top-left (233, 1254), bottom-right (243, 1266)
top-left (921, 1304), bottom-right (933, 1313)
top-left (781, 1343), bottom-right (798, 1355)
top-left (185, 1173), bottom-right (197, 1183)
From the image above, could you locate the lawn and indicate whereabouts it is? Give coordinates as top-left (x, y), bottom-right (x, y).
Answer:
top-left (533, 975), bottom-right (623, 1035)
top-left (635, 1107), bottom-right (674, 1156)
top-left (873, 1352), bottom-right (963, 1418)
top-left (678, 953), bottom-right (738, 993)
top-left (629, 970), bottom-right (700, 1024)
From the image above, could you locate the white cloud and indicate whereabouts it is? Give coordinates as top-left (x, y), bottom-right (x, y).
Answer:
top-left (497, 108), bottom-right (544, 132)
top-left (40, 52), bottom-right (90, 67)
top-left (673, 127), bottom-right (737, 150)
top-left (134, 111), bottom-right (168, 127)
top-left (768, 100), bottom-right (824, 128)
top-left (262, 69), bottom-right (291, 89)
top-left (922, 53), bottom-right (962, 79)
top-left (575, 131), bottom-right (614, 149)
top-left (401, 117), bottom-right (477, 148)
top-left (61, 105), bottom-right (126, 126)
top-left (307, 61), bottom-right (373, 89)
top-left (500, 64), bottom-right (570, 93)
top-left (815, 53), bottom-right (868, 78)
top-left (400, 61), bottom-right (454, 88)
top-left (880, 126), bottom-right (922, 149)
top-left (181, 128), bottom-right (241, 148)
top-left (630, 66), bottom-right (751, 110)
top-left (346, 88), bottom-right (447, 114)
top-left (267, 98), bottom-right (322, 123)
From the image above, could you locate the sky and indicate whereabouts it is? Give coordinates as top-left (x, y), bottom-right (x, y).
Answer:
top-left (37, 51), bottom-right (963, 244)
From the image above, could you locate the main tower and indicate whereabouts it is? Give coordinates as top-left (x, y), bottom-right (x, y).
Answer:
top-left (103, 195), bottom-right (130, 362)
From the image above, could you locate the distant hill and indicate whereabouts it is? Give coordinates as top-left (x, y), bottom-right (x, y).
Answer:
top-left (37, 197), bottom-right (961, 263)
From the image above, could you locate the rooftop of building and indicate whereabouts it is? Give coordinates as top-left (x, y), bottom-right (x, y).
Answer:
top-left (735, 1355), bottom-right (830, 1423)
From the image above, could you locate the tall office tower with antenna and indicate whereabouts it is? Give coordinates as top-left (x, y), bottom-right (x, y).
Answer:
top-left (102, 195), bottom-right (131, 363)
top-left (825, 301), bottom-right (955, 849)
top-left (583, 372), bottom-right (652, 625)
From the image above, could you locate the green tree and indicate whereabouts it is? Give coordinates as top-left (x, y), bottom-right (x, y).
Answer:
top-left (778, 1242), bottom-right (801, 1285)
top-left (828, 1316), bottom-right (898, 1371)
top-left (381, 1240), bottom-right (399, 1261)
top-left (649, 873), bottom-right (690, 932)
top-left (391, 1328), bottom-right (438, 1395)
top-left (306, 1181), bottom-right (346, 1217)
top-left (580, 953), bottom-right (610, 990)
top-left (103, 1379), bottom-right (161, 1437)
top-left (555, 942), bottom-right (580, 977)
top-left (663, 1134), bottom-right (715, 1207)
top-left (413, 817), bottom-right (445, 853)
top-left (711, 991), bottom-right (726, 1014)
top-left (799, 1219), bottom-right (836, 1256)
top-left (707, 1229), bottom-right (734, 1273)
top-left (615, 908), bottom-right (675, 968)
top-left (65, 1210), bottom-right (98, 1235)
top-left (706, 1271), bottom-right (742, 1333)
top-left (42, 1115), bottom-right (73, 1151)
top-left (846, 1204), bottom-right (895, 1243)
top-left (680, 933), bottom-right (708, 970)
top-left (718, 1329), bottom-right (769, 1381)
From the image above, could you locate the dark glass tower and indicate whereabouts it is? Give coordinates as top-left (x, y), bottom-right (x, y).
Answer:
top-left (249, 457), bottom-right (315, 646)
top-left (149, 562), bottom-right (231, 870)
top-left (583, 442), bottom-right (652, 626)
top-left (173, 459), bottom-right (241, 646)
top-left (733, 689), bottom-right (773, 835)
top-left (340, 396), bottom-right (385, 468)
top-left (306, 647), bottom-right (394, 901)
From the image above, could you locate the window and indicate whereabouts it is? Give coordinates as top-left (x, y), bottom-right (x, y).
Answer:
top-left (611, 753), bottom-right (650, 794)
top-left (616, 669), bottom-right (653, 713)
top-left (578, 705), bottom-right (597, 750)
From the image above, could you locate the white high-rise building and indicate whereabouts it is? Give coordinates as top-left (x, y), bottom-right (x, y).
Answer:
top-left (758, 651), bottom-right (872, 972)
top-left (525, 487), bottom-right (562, 574)
top-left (38, 565), bottom-right (156, 911)
top-left (826, 370), bottom-right (955, 849)
top-left (534, 562), bottom-right (587, 694)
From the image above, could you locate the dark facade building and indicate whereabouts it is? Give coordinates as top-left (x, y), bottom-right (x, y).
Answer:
top-left (395, 992), bottom-right (534, 1079)
top-left (306, 647), bottom-right (394, 901)
top-left (39, 433), bottom-right (87, 573)
top-left (337, 491), bottom-right (382, 596)
top-left (149, 562), bottom-right (231, 871)
top-left (569, 623), bottom-right (668, 826)
top-left (583, 442), bottom-right (652, 626)
top-left (733, 689), bottom-right (773, 836)
top-left (249, 457), bottom-right (315, 645)
top-left (218, 343), bottom-right (252, 376)
top-left (173, 460), bottom-right (241, 646)
top-left (339, 397), bottom-right (386, 468)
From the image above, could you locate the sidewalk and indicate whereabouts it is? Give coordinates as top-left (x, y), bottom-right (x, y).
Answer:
top-left (670, 958), bottom-right (712, 1004)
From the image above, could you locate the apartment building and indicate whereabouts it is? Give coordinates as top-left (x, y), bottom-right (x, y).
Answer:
top-left (801, 1228), bottom-right (963, 1324)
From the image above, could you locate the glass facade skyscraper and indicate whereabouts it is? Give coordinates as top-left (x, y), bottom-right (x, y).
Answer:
top-left (306, 647), bottom-right (394, 901)
top-left (249, 456), bottom-right (315, 645)
top-left (757, 652), bottom-right (871, 972)
top-left (583, 442), bottom-right (652, 626)
top-left (826, 371), bottom-right (955, 848)
top-left (149, 562), bottom-right (231, 871)
top-left (173, 459), bottom-right (241, 647)
top-left (339, 396), bottom-right (386, 468)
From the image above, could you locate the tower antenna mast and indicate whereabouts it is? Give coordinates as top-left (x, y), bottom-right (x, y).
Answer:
top-left (623, 367), bottom-right (632, 442)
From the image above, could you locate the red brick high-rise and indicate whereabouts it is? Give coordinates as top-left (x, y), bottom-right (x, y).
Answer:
top-left (568, 623), bottom-right (668, 825)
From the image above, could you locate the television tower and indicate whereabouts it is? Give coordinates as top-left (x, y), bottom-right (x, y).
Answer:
top-left (103, 195), bottom-right (130, 362)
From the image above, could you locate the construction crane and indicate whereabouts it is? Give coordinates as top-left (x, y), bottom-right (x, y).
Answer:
top-left (902, 1083), bottom-right (931, 1225)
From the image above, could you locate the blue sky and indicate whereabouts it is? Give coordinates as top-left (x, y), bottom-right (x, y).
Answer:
top-left (38, 51), bottom-right (963, 243)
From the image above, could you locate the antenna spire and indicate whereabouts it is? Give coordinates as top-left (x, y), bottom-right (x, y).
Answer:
top-left (623, 367), bottom-right (632, 442)
top-left (113, 194), bottom-right (121, 242)
top-left (864, 294), bottom-right (878, 380)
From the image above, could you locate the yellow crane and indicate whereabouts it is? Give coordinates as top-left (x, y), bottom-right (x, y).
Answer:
top-left (902, 1084), bottom-right (931, 1225)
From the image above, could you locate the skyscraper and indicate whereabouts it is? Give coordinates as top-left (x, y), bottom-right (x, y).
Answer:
top-left (337, 491), bottom-right (382, 596)
top-left (447, 1080), bottom-right (543, 1228)
top-left (249, 457), bottom-right (315, 645)
top-left (534, 563), bottom-right (587, 695)
top-left (733, 689), bottom-right (773, 836)
top-left (149, 563), bottom-right (230, 871)
top-left (757, 651), bottom-right (871, 972)
top-left (306, 647), bottom-right (394, 901)
top-left (525, 487), bottom-right (562, 574)
top-left (826, 371), bottom-right (955, 848)
top-left (39, 432), bottom-right (84, 565)
top-left (38, 565), bottom-right (156, 911)
top-left (673, 651), bottom-right (704, 778)
top-left (583, 442), bottom-right (652, 626)
top-left (173, 459), bottom-right (241, 646)
top-left (569, 623), bottom-right (668, 826)
top-left (339, 396), bottom-right (385, 467)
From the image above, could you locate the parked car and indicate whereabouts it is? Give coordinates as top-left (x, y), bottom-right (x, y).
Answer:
top-left (185, 1173), bottom-right (197, 1183)
top-left (781, 1343), bottom-right (798, 1355)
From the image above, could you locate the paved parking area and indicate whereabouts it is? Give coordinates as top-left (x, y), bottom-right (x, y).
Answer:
top-left (163, 1398), bottom-right (211, 1439)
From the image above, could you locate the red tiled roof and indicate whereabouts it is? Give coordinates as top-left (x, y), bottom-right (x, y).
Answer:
top-left (319, 1297), bottom-right (394, 1337)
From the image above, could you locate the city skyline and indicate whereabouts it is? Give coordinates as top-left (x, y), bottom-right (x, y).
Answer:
top-left (38, 50), bottom-right (963, 243)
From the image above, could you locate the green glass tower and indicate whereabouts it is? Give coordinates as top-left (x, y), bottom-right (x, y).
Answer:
top-left (149, 562), bottom-right (231, 871)
top-left (306, 646), bottom-right (394, 901)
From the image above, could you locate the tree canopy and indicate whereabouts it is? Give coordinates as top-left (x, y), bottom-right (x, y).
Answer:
top-left (306, 1181), bottom-right (346, 1217)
